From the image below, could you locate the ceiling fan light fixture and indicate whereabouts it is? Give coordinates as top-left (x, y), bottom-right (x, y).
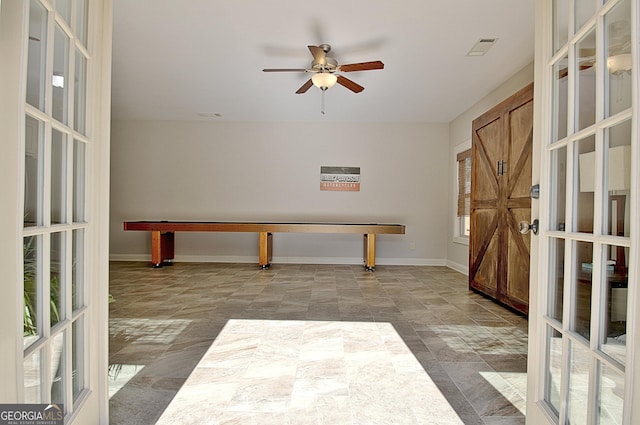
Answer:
top-left (607, 53), bottom-right (632, 74)
top-left (311, 72), bottom-right (337, 90)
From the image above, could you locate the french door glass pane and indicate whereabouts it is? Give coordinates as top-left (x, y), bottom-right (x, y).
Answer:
top-left (25, 115), bottom-right (44, 227)
top-left (24, 235), bottom-right (41, 348)
top-left (27, 0), bottom-right (47, 111)
top-left (598, 362), bottom-right (625, 424)
top-left (55, 0), bottom-right (71, 24)
top-left (574, 241), bottom-right (594, 341)
top-left (601, 245), bottom-right (628, 365)
top-left (551, 146), bottom-right (568, 230)
top-left (50, 331), bottom-right (66, 405)
top-left (568, 340), bottom-right (591, 424)
top-left (545, 325), bottom-right (563, 417)
top-left (553, 0), bottom-right (569, 54)
top-left (76, 0), bottom-right (89, 47)
top-left (74, 52), bottom-right (87, 134)
top-left (576, 135), bottom-right (596, 233)
top-left (607, 194), bottom-right (629, 238)
top-left (51, 129), bottom-right (67, 225)
top-left (553, 56), bottom-right (569, 142)
top-left (575, 0), bottom-right (596, 32)
top-left (53, 25), bottom-right (69, 125)
top-left (576, 28), bottom-right (597, 131)
top-left (607, 243), bottom-right (629, 278)
top-left (73, 140), bottom-right (86, 222)
top-left (549, 238), bottom-right (566, 322)
top-left (24, 349), bottom-right (42, 403)
top-left (605, 120), bottom-right (632, 237)
top-left (72, 229), bottom-right (84, 311)
top-left (606, 0), bottom-right (632, 117)
top-left (72, 318), bottom-right (85, 400)
top-left (50, 232), bottom-right (65, 327)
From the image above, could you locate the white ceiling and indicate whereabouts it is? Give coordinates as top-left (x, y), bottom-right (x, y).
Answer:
top-left (111, 0), bottom-right (535, 123)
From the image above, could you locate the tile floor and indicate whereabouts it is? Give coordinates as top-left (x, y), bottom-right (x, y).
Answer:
top-left (108, 262), bottom-right (529, 424)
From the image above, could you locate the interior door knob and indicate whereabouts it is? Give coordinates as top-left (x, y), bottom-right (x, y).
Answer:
top-left (519, 219), bottom-right (539, 235)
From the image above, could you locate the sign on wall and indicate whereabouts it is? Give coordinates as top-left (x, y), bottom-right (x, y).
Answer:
top-left (320, 166), bottom-right (361, 191)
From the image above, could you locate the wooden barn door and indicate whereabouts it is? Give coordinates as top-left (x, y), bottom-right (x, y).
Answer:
top-left (469, 83), bottom-right (533, 315)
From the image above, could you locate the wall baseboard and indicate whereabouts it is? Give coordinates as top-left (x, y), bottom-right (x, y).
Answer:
top-left (446, 260), bottom-right (469, 275)
top-left (109, 254), bottom-right (448, 267)
top-left (109, 254), bottom-right (257, 264)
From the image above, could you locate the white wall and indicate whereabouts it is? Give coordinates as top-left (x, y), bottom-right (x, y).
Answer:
top-left (110, 121), bottom-right (450, 266)
top-left (446, 62), bottom-right (535, 274)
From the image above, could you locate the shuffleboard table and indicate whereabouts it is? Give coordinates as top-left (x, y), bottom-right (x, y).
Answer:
top-left (123, 221), bottom-right (406, 271)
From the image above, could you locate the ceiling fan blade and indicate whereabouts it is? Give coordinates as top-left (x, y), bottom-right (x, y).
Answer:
top-left (295, 79), bottom-right (314, 94)
top-left (308, 45), bottom-right (326, 65)
top-left (262, 68), bottom-right (307, 72)
top-left (336, 75), bottom-right (364, 93)
top-left (339, 61), bottom-right (384, 72)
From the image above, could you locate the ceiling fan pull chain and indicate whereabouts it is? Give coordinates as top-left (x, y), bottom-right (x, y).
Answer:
top-left (321, 90), bottom-right (326, 115)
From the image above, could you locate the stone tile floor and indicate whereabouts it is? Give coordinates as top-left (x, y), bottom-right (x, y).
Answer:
top-left (108, 262), bottom-right (528, 424)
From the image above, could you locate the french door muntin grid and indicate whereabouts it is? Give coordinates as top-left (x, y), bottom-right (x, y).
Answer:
top-left (22, 0), bottom-right (90, 416)
top-left (541, 0), bottom-right (634, 423)
top-left (22, 115), bottom-right (89, 408)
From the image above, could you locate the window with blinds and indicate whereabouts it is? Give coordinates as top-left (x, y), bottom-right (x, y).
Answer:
top-left (456, 148), bottom-right (472, 237)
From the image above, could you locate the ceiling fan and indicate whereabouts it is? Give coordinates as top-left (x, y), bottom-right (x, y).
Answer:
top-left (262, 44), bottom-right (384, 94)
top-left (575, 21), bottom-right (631, 75)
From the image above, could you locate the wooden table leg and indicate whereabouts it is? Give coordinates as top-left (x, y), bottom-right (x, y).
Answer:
top-left (151, 231), bottom-right (163, 267)
top-left (150, 231), bottom-right (174, 268)
top-left (259, 232), bottom-right (272, 269)
top-left (363, 233), bottom-right (376, 271)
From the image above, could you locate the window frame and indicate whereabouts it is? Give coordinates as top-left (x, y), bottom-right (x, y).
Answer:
top-left (453, 140), bottom-right (472, 245)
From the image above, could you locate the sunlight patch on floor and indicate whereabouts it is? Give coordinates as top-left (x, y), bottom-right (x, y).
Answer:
top-left (479, 371), bottom-right (527, 415)
top-left (109, 318), bottom-right (191, 345)
top-left (108, 364), bottom-right (145, 399)
top-left (156, 319), bottom-right (466, 424)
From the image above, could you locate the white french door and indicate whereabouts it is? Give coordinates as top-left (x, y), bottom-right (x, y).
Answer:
top-left (528, 0), bottom-right (639, 424)
top-left (22, 0), bottom-right (93, 414)
top-left (0, 0), bottom-right (112, 423)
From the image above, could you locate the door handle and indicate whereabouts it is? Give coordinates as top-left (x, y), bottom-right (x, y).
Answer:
top-left (496, 160), bottom-right (507, 176)
top-left (519, 219), bottom-right (539, 235)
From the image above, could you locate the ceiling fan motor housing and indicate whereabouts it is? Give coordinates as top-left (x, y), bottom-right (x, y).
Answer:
top-left (312, 57), bottom-right (338, 72)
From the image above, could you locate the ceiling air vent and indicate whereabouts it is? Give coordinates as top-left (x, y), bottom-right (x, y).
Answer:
top-left (467, 38), bottom-right (498, 56)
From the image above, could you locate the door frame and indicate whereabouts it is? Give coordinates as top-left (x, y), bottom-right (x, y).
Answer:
top-left (0, 0), bottom-right (25, 402)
